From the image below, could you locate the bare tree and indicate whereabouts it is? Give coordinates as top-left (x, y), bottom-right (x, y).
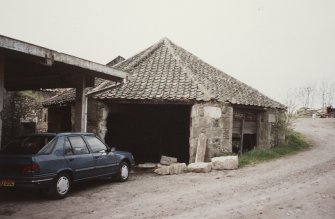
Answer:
top-left (297, 84), bottom-right (315, 108)
top-left (319, 80), bottom-right (335, 111)
top-left (282, 88), bottom-right (299, 135)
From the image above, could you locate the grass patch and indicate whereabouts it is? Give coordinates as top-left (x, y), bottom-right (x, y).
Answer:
top-left (239, 130), bottom-right (311, 167)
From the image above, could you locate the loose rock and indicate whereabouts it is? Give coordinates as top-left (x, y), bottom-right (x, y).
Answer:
top-left (160, 155), bottom-right (178, 165)
top-left (154, 166), bottom-right (170, 175)
top-left (211, 156), bottom-right (238, 170)
top-left (138, 163), bottom-right (158, 169)
top-left (169, 163), bottom-right (187, 175)
top-left (187, 162), bottom-right (212, 173)
top-left (195, 133), bottom-right (207, 162)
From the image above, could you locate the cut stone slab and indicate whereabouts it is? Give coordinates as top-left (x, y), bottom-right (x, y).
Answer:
top-left (160, 155), bottom-right (178, 165)
top-left (211, 156), bottom-right (238, 170)
top-left (138, 163), bottom-right (157, 168)
top-left (187, 162), bottom-right (212, 173)
top-left (154, 166), bottom-right (170, 175)
top-left (195, 133), bottom-right (207, 162)
top-left (169, 163), bottom-right (187, 175)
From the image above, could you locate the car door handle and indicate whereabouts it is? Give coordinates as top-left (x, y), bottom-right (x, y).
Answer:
top-left (94, 156), bottom-right (102, 160)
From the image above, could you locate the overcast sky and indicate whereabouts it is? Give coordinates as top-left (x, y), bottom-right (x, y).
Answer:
top-left (1, 0), bottom-right (334, 106)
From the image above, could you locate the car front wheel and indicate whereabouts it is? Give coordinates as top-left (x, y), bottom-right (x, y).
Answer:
top-left (117, 161), bottom-right (129, 182)
top-left (49, 173), bottom-right (71, 199)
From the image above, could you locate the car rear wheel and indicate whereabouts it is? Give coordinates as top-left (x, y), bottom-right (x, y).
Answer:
top-left (117, 161), bottom-right (129, 182)
top-left (49, 173), bottom-right (71, 199)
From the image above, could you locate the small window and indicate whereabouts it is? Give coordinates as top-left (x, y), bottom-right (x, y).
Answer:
top-left (85, 136), bottom-right (107, 153)
top-left (64, 138), bottom-right (73, 155)
top-left (68, 136), bottom-right (89, 155)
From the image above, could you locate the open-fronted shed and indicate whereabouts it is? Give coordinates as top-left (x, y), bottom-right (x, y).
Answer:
top-left (44, 38), bottom-right (286, 163)
top-left (0, 35), bottom-right (128, 147)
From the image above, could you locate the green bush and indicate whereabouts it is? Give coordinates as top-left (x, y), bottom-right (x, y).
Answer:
top-left (239, 130), bottom-right (310, 167)
top-left (18, 91), bottom-right (44, 102)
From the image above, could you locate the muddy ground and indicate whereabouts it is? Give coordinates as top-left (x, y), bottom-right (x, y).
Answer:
top-left (0, 118), bottom-right (334, 219)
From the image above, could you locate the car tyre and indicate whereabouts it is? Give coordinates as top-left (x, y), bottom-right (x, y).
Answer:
top-left (49, 173), bottom-right (71, 199)
top-left (116, 161), bottom-right (129, 182)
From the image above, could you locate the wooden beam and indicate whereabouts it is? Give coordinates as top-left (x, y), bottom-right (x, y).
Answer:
top-left (0, 53), bottom-right (4, 148)
top-left (239, 119), bottom-right (245, 155)
top-left (0, 35), bottom-right (129, 82)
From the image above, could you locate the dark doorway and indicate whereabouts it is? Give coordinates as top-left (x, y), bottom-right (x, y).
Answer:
top-left (47, 106), bottom-right (72, 132)
top-left (20, 122), bottom-right (36, 136)
top-left (105, 103), bottom-right (191, 164)
top-left (232, 109), bottom-right (258, 154)
top-left (242, 134), bottom-right (257, 152)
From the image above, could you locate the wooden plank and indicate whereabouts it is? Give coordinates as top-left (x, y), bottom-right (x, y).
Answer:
top-left (240, 119), bottom-right (244, 154)
top-left (244, 121), bottom-right (257, 134)
top-left (233, 120), bottom-right (242, 134)
top-left (0, 53), bottom-right (4, 148)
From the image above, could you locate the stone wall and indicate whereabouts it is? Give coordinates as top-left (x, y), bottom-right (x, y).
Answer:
top-left (88, 100), bottom-right (109, 141)
top-left (2, 90), bottom-right (53, 147)
top-left (70, 99), bottom-right (109, 141)
top-left (189, 102), bottom-right (233, 163)
top-left (270, 109), bottom-right (286, 146)
top-left (257, 109), bottom-right (286, 148)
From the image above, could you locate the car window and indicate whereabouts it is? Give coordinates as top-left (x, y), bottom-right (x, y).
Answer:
top-left (85, 136), bottom-right (107, 153)
top-left (0, 135), bottom-right (55, 155)
top-left (38, 138), bottom-right (57, 155)
top-left (68, 136), bottom-right (89, 155)
top-left (64, 138), bottom-right (73, 155)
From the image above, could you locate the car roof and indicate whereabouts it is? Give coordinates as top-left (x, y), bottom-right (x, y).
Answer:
top-left (55, 132), bottom-right (95, 137)
top-left (27, 133), bottom-right (95, 137)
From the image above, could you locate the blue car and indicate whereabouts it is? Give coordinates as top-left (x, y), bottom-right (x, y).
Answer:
top-left (0, 133), bottom-right (135, 198)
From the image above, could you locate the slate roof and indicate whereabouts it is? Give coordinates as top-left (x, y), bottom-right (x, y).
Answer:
top-left (92, 38), bottom-right (285, 109)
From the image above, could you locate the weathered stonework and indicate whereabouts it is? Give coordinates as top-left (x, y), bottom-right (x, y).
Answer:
top-left (70, 99), bottom-right (109, 141)
top-left (270, 109), bottom-right (286, 146)
top-left (2, 90), bottom-right (54, 147)
top-left (95, 102), bottom-right (109, 141)
top-left (189, 102), bottom-right (233, 163)
top-left (257, 109), bottom-right (286, 148)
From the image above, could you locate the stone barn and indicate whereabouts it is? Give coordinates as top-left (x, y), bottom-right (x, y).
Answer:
top-left (44, 38), bottom-right (286, 164)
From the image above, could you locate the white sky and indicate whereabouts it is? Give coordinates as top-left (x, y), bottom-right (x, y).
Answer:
top-left (1, 0), bottom-right (334, 106)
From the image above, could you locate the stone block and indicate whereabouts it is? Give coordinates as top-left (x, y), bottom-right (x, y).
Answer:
top-left (195, 133), bottom-right (207, 162)
top-left (154, 166), bottom-right (170, 175)
top-left (138, 163), bottom-right (157, 168)
top-left (169, 163), bottom-right (187, 175)
top-left (211, 156), bottom-right (238, 170)
top-left (204, 106), bottom-right (222, 119)
top-left (160, 155), bottom-right (177, 165)
top-left (187, 162), bottom-right (212, 173)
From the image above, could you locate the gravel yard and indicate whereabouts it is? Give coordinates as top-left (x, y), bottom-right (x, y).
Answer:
top-left (0, 118), bottom-right (334, 219)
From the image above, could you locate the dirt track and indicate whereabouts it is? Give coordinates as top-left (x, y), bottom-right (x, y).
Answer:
top-left (0, 118), bottom-right (334, 219)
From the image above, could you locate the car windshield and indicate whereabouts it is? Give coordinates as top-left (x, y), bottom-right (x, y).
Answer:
top-left (0, 135), bottom-right (56, 155)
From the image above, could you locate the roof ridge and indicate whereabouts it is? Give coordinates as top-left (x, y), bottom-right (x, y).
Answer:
top-left (92, 40), bottom-right (165, 92)
top-left (123, 39), bottom-right (165, 72)
top-left (163, 39), bottom-right (213, 101)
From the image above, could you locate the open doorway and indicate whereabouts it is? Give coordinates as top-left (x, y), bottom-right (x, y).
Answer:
top-left (47, 106), bottom-right (72, 132)
top-left (105, 103), bottom-right (191, 164)
top-left (232, 109), bottom-right (257, 154)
